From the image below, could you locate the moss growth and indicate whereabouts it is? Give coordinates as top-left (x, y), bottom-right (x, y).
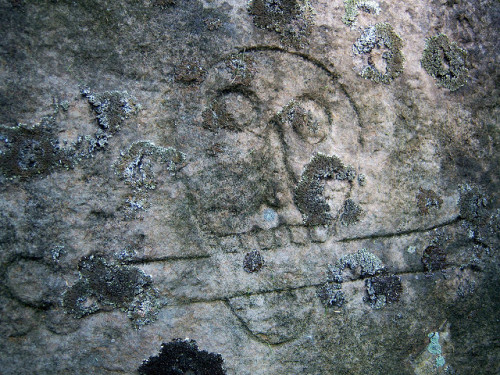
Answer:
top-left (0, 116), bottom-right (72, 179)
top-left (175, 59), bottom-right (206, 84)
top-left (63, 254), bottom-right (160, 327)
top-left (202, 99), bottom-right (241, 132)
top-left (421, 34), bottom-right (468, 91)
top-left (202, 91), bottom-right (258, 132)
top-left (416, 187), bottom-right (443, 215)
top-left (81, 87), bottom-right (140, 133)
top-left (353, 23), bottom-right (404, 84)
top-left (138, 339), bottom-right (226, 375)
top-left (248, 0), bottom-right (315, 46)
top-left (342, 0), bottom-right (380, 26)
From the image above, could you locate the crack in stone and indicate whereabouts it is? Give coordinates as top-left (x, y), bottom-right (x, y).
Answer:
top-left (168, 283), bottom-right (322, 307)
top-left (338, 217), bottom-right (461, 242)
top-left (61, 265), bottom-right (457, 327)
top-left (121, 254), bottom-right (212, 264)
top-left (160, 265), bottom-right (453, 306)
top-left (120, 217), bottom-right (460, 266)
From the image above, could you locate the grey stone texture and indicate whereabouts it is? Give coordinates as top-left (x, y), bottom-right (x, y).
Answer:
top-left (0, 0), bottom-right (498, 374)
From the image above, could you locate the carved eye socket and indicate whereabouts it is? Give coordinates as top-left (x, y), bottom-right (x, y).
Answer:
top-left (202, 91), bottom-right (261, 132)
top-left (280, 99), bottom-right (329, 144)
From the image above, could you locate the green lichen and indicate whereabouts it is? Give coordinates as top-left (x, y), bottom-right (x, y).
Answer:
top-left (457, 184), bottom-right (498, 252)
top-left (436, 355), bottom-right (446, 368)
top-left (427, 332), bottom-right (442, 355)
top-left (342, 0), bottom-right (380, 26)
top-left (205, 17), bottom-right (223, 31)
top-left (357, 173), bottom-right (366, 186)
top-left (72, 129), bottom-right (109, 159)
top-left (243, 250), bottom-right (265, 273)
top-left (303, 153), bottom-right (345, 179)
top-left (62, 279), bottom-right (99, 318)
top-left (421, 34), bottom-right (468, 91)
top-left (0, 88), bottom-right (141, 173)
top-left (353, 23), bottom-right (404, 84)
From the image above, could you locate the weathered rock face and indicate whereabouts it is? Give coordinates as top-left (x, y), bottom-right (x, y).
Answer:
top-left (0, 1), bottom-right (498, 374)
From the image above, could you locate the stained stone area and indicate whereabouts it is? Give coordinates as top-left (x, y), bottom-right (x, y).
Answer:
top-left (0, 1), bottom-right (499, 374)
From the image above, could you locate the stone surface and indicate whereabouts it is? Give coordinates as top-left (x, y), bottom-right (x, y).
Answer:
top-left (0, 0), bottom-right (498, 374)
